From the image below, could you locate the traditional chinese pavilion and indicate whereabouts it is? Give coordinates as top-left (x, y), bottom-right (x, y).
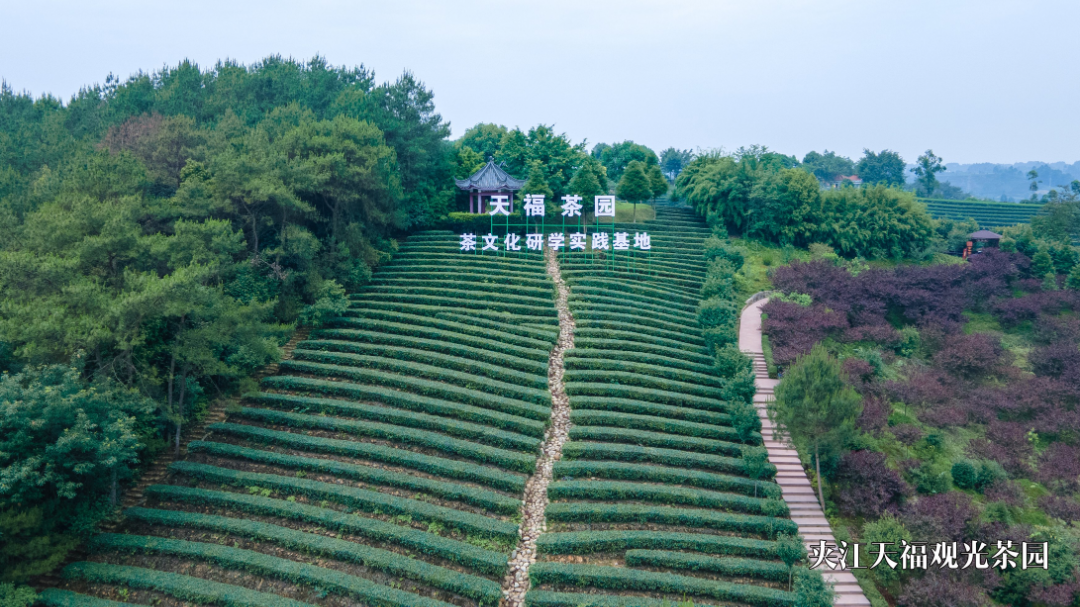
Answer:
top-left (455, 158), bottom-right (526, 214)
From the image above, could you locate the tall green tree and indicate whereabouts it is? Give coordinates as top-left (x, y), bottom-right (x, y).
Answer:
top-left (593, 140), bottom-right (658, 182)
top-left (912, 150), bottom-right (946, 196)
top-left (522, 160), bottom-right (554, 203)
top-left (768, 344), bottom-right (861, 509)
top-left (646, 162), bottom-right (668, 201)
top-left (801, 150), bottom-right (854, 183)
top-left (659, 147), bottom-right (694, 181)
top-left (617, 160), bottom-right (652, 222)
top-left (855, 149), bottom-right (905, 186)
top-left (569, 163), bottom-right (603, 209)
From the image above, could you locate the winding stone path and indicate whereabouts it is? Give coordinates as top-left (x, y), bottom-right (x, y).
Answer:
top-left (501, 249), bottom-right (576, 607)
top-left (740, 298), bottom-right (871, 606)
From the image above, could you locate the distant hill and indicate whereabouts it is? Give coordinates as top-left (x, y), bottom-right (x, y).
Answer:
top-left (904, 161), bottom-right (1080, 202)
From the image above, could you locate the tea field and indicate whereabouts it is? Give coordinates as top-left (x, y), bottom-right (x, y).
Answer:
top-left (918, 198), bottom-right (1042, 227)
top-left (42, 207), bottom-right (800, 607)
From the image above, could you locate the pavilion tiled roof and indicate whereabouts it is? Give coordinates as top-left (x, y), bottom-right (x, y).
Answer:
top-left (970, 229), bottom-right (1003, 240)
top-left (454, 159), bottom-right (526, 191)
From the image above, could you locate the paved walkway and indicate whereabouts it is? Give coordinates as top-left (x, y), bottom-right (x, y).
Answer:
top-left (740, 298), bottom-right (870, 606)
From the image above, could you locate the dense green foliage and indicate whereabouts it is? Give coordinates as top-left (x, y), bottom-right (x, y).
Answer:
top-left (676, 149), bottom-right (934, 258)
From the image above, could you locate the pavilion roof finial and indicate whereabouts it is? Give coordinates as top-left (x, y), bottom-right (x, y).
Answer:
top-left (454, 158), bottom-right (526, 192)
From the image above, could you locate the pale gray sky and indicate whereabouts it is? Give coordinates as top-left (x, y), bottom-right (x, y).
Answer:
top-left (2, 0), bottom-right (1077, 164)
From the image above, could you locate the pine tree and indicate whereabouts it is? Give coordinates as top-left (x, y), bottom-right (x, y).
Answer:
top-left (568, 164), bottom-right (602, 212)
top-left (1032, 248), bottom-right (1055, 278)
top-left (1067, 264), bottom-right (1080, 291)
top-left (647, 163), bottom-right (668, 201)
top-left (522, 160), bottom-right (554, 210)
top-left (617, 160), bottom-right (652, 222)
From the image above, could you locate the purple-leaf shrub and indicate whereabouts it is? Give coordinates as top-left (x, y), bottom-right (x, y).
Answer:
top-left (966, 421), bottom-right (1033, 475)
top-left (1035, 443), bottom-right (1080, 495)
top-left (761, 300), bottom-right (848, 367)
top-left (983, 479), bottom-right (1026, 507)
top-left (834, 450), bottom-right (911, 517)
top-left (896, 569), bottom-right (992, 607)
top-left (886, 369), bottom-right (956, 409)
top-left (932, 332), bottom-right (1010, 380)
top-left (1039, 495), bottom-right (1080, 521)
top-left (857, 395), bottom-right (890, 434)
top-left (1030, 341), bottom-right (1080, 379)
top-left (843, 358), bottom-right (877, 389)
top-left (891, 424), bottom-right (924, 445)
top-left (902, 491), bottom-right (977, 542)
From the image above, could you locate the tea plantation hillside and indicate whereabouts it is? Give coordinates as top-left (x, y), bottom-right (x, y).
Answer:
top-left (918, 198), bottom-right (1042, 227)
top-left (45, 234), bottom-right (558, 607)
top-left (525, 207), bottom-right (799, 607)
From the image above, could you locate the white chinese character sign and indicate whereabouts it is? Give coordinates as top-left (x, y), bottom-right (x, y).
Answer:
top-left (457, 177), bottom-right (654, 278)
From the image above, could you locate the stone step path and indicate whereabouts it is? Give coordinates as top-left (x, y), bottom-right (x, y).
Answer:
top-left (740, 297), bottom-right (870, 606)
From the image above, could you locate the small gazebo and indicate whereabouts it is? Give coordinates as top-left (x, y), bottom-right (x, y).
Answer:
top-left (455, 158), bottom-right (526, 214)
top-left (964, 229), bottom-right (1003, 258)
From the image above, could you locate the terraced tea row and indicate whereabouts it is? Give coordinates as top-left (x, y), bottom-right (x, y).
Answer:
top-left (50, 231), bottom-right (557, 607)
top-left (524, 207), bottom-right (800, 607)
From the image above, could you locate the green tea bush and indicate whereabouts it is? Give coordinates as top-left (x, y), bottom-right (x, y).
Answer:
top-left (568, 397), bottom-right (730, 425)
top-left (279, 359), bottom-right (551, 407)
top-left (721, 368), bottom-right (757, 405)
top-left (144, 485), bottom-right (508, 573)
top-left (87, 535), bottom-right (461, 607)
top-left (348, 292), bottom-right (554, 316)
top-left (292, 348), bottom-right (548, 390)
top-left (548, 481), bottom-right (780, 515)
top-left (328, 315), bottom-right (551, 353)
top-left (314, 326), bottom-right (549, 364)
top-left (300, 337), bottom-right (546, 375)
top-left (561, 442), bottom-right (768, 477)
top-left (38, 590), bottom-right (131, 607)
top-left (569, 410), bottom-right (740, 442)
top-left (552, 461), bottom-right (777, 497)
top-left (574, 306), bottom-right (698, 329)
top-left (169, 461), bottom-right (519, 540)
top-left (567, 427), bottom-right (748, 456)
top-left (113, 513), bottom-right (502, 605)
top-left (573, 328), bottom-right (703, 354)
top-left (573, 338), bottom-right (713, 366)
top-left (188, 441), bottom-right (519, 514)
top-left (528, 563), bottom-right (793, 607)
top-left (564, 358), bottom-right (720, 386)
top-left (63, 562), bottom-right (318, 607)
top-left (544, 503), bottom-right (796, 536)
top-left (564, 371), bottom-right (722, 400)
top-left (262, 374), bottom-right (550, 421)
top-left (697, 297), bottom-right (739, 330)
top-left (624, 550), bottom-right (788, 582)
top-left (563, 382), bottom-right (724, 410)
top-left (535, 530), bottom-right (776, 558)
top-left (232, 407), bottom-right (537, 471)
top-left (248, 391), bottom-right (545, 438)
top-left (202, 425), bottom-right (525, 492)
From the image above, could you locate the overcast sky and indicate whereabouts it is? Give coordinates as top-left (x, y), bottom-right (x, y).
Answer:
top-left (2, 0), bottom-right (1077, 165)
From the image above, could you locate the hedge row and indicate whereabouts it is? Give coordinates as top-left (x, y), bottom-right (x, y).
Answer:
top-left (170, 461), bottom-right (520, 540)
top-left (565, 349), bottom-right (718, 378)
top-left (571, 302), bottom-right (698, 328)
top-left (372, 271), bottom-right (551, 288)
top-left (120, 510), bottom-right (503, 604)
top-left (232, 407), bottom-right (537, 471)
top-left (313, 327), bottom-right (547, 366)
top-left (570, 291), bottom-right (698, 318)
top-left (203, 425), bottom-right (524, 493)
top-left (546, 481), bottom-right (780, 515)
top-left (436, 312), bottom-right (559, 334)
top-left (575, 320), bottom-right (703, 349)
top-left (62, 562), bottom-right (318, 607)
top-left (145, 485), bottom-right (508, 574)
top-left (326, 315), bottom-right (551, 354)
top-left (544, 503), bottom-right (796, 536)
top-left (279, 359), bottom-right (551, 407)
top-left (570, 281), bottom-right (698, 309)
top-left (535, 530), bottom-right (777, 558)
top-left (567, 426), bottom-right (747, 456)
top-left (357, 283), bottom-right (554, 302)
top-left (574, 309), bottom-right (699, 333)
top-left (388, 251), bottom-right (545, 266)
top-left (524, 590), bottom-right (709, 607)
top-left (561, 442), bottom-right (759, 477)
top-left (349, 300), bottom-right (559, 330)
top-left (552, 461), bottom-right (777, 496)
top-left (572, 338), bottom-right (712, 366)
top-left (88, 535), bottom-right (458, 607)
top-left (345, 306), bottom-right (558, 340)
top-left (293, 346), bottom-right (548, 390)
top-left (188, 441), bottom-right (519, 514)
top-left (564, 383), bottom-right (723, 411)
top-left (528, 563), bottom-right (794, 607)
top-left (248, 391), bottom-right (545, 439)
top-left (262, 374), bottom-right (550, 422)
top-left (564, 354), bottom-right (718, 386)
top-left (560, 269), bottom-right (700, 293)
top-left (569, 410), bottom-right (741, 442)
top-left (569, 396), bottom-right (729, 424)
top-left (624, 550), bottom-right (789, 582)
top-left (375, 266), bottom-right (544, 284)
top-left (563, 371), bottom-right (724, 401)
top-left (572, 328), bottom-right (702, 355)
top-left (299, 338), bottom-right (546, 376)
top-left (38, 590), bottom-right (137, 607)
top-left (347, 292), bottom-right (554, 317)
